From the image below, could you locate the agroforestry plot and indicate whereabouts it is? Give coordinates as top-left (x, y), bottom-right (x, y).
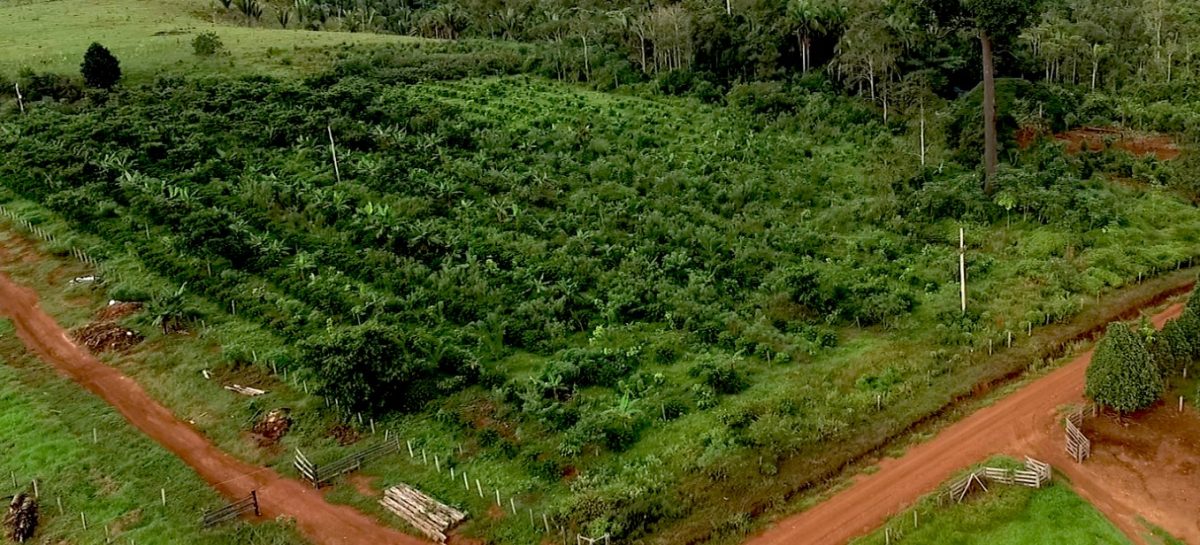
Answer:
top-left (2, 63), bottom-right (1200, 543)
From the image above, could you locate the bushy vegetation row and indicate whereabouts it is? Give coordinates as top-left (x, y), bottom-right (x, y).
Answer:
top-left (1087, 289), bottom-right (1200, 414)
top-left (3, 52), bottom-right (1200, 540)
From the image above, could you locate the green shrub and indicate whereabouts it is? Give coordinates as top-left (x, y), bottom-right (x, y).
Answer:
top-left (18, 70), bottom-right (82, 102)
top-left (1085, 322), bottom-right (1163, 414)
top-left (689, 356), bottom-right (748, 395)
top-left (725, 81), bottom-right (798, 116)
top-left (81, 42), bottom-right (121, 90)
top-left (192, 32), bottom-right (225, 57)
top-left (1152, 312), bottom-right (1195, 376)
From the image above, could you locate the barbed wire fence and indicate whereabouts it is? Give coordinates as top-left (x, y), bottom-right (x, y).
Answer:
top-left (0, 204), bottom-right (606, 543)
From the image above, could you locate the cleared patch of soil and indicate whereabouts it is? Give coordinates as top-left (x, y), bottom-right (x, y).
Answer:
top-left (1021, 126), bottom-right (1181, 160)
top-left (348, 474), bottom-right (378, 497)
top-left (1061, 403), bottom-right (1200, 543)
top-left (71, 321), bottom-right (144, 353)
top-left (328, 423), bottom-right (361, 446)
top-left (252, 408), bottom-right (292, 448)
top-left (95, 301), bottom-right (143, 321)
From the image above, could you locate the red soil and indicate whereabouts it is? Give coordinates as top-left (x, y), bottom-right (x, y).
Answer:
top-left (1021, 126), bottom-right (1181, 161)
top-left (746, 305), bottom-right (1189, 545)
top-left (0, 271), bottom-right (427, 545)
top-left (1051, 402), bottom-right (1200, 543)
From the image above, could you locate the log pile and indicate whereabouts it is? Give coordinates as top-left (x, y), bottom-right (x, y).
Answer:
top-left (4, 493), bottom-right (38, 543)
top-left (224, 384), bottom-right (267, 396)
top-left (379, 484), bottom-right (466, 543)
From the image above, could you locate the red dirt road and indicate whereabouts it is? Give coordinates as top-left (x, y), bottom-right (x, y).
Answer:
top-left (746, 305), bottom-right (1185, 545)
top-left (0, 271), bottom-right (427, 545)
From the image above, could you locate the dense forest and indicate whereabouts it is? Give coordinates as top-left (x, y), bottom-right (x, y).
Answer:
top-left (210, 0), bottom-right (1200, 94)
top-left (3, 0), bottom-right (1200, 543)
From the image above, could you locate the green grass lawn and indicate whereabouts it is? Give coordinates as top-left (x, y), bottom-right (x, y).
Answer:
top-left (0, 319), bottom-right (304, 544)
top-left (0, 0), bottom-right (422, 79)
top-left (852, 467), bottom-right (1129, 545)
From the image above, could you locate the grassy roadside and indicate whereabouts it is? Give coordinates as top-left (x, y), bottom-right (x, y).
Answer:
top-left (707, 267), bottom-right (1198, 545)
top-left (0, 319), bottom-right (304, 544)
top-left (849, 458), bottom-right (1130, 545)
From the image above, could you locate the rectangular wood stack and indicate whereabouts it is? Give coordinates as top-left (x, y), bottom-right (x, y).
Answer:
top-left (379, 484), bottom-right (467, 543)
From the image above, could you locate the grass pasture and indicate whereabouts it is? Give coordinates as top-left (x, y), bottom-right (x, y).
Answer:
top-left (3, 0), bottom-right (1200, 542)
top-left (851, 462), bottom-right (1130, 545)
top-left (2, 67), bottom-right (1200, 544)
top-left (0, 0), bottom-right (422, 79)
top-left (0, 318), bottom-right (303, 545)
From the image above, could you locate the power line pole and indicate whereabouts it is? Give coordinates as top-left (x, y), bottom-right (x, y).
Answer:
top-left (959, 227), bottom-right (967, 313)
top-left (327, 125), bottom-right (342, 183)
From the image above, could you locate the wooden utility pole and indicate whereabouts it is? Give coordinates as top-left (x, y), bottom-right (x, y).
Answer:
top-left (327, 125), bottom-right (342, 183)
top-left (959, 227), bottom-right (967, 313)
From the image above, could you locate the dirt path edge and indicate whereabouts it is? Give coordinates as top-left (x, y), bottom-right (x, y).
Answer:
top-left (0, 270), bottom-right (428, 545)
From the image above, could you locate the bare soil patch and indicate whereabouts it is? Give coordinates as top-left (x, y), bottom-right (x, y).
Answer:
top-left (71, 321), bottom-right (144, 353)
top-left (252, 408), bottom-right (292, 448)
top-left (1062, 403), bottom-right (1200, 543)
top-left (348, 474), bottom-right (378, 497)
top-left (95, 301), bottom-right (143, 321)
top-left (1022, 126), bottom-right (1182, 161)
top-left (328, 423), bottom-right (361, 446)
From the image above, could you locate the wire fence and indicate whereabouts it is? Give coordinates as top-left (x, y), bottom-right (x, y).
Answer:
top-left (0, 200), bottom-right (633, 544)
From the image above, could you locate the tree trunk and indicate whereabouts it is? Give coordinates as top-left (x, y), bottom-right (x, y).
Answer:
top-left (582, 34), bottom-right (590, 81)
top-left (920, 101), bottom-right (927, 166)
top-left (868, 58), bottom-right (876, 101)
top-left (981, 29), bottom-right (999, 191)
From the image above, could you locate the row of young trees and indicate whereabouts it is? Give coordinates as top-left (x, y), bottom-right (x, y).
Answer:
top-left (1087, 291), bottom-right (1200, 414)
top-left (209, 0), bottom-right (1200, 185)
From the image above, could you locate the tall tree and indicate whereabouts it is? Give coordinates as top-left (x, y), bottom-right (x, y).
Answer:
top-left (80, 42), bottom-right (121, 90)
top-left (787, 0), bottom-right (846, 72)
top-left (923, 0), bottom-right (1042, 191)
top-left (1085, 322), bottom-right (1164, 414)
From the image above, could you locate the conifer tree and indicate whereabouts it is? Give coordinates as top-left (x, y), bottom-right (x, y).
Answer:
top-left (81, 42), bottom-right (121, 90)
top-left (1086, 322), bottom-right (1164, 414)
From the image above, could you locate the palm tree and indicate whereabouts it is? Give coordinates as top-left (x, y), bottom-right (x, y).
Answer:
top-left (147, 284), bottom-right (197, 334)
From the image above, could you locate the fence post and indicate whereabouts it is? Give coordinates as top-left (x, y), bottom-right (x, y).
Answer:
top-left (161, 488), bottom-right (167, 506)
top-left (251, 490), bottom-right (260, 517)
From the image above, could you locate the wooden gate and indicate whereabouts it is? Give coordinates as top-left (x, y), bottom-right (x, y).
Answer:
top-left (201, 491), bottom-right (259, 528)
top-left (294, 437), bottom-right (402, 488)
top-left (1065, 409), bottom-right (1091, 463)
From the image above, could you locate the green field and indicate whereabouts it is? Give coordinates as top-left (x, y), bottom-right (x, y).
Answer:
top-left (0, 318), bottom-right (302, 544)
top-left (3, 0), bottom-right (1200, 543)
top-left (0, 0), bottom-right (421, 79)
top-left (852, 465), bottom-right (1129, 545)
